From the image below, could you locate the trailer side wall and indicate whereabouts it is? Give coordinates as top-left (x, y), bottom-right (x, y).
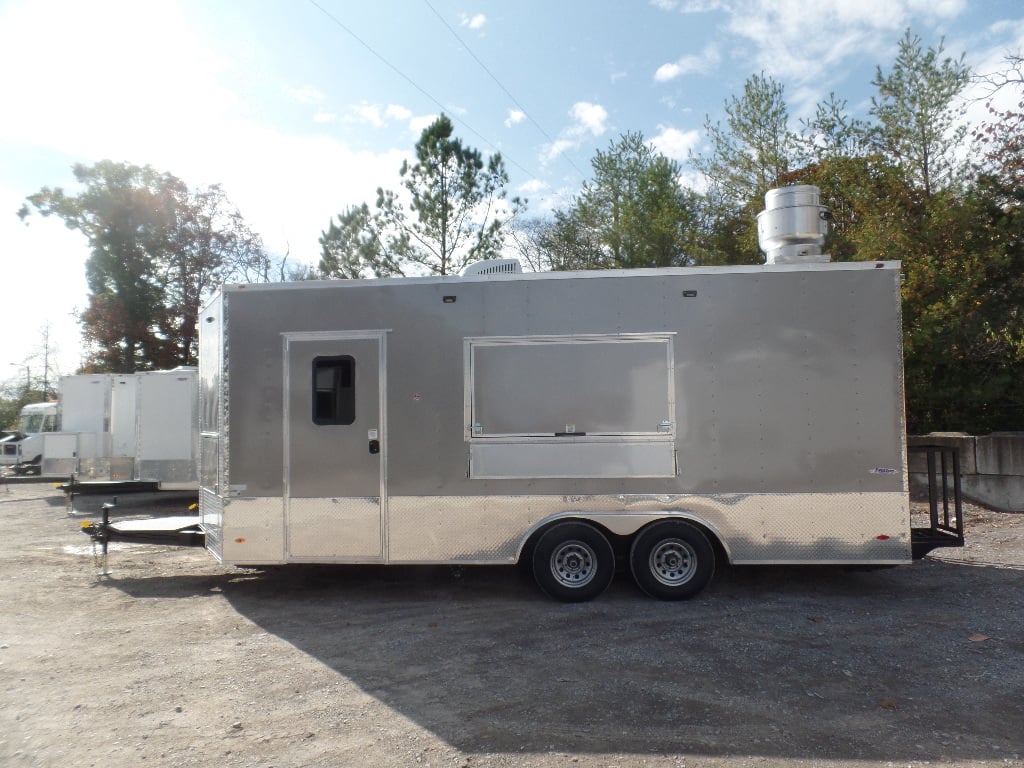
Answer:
top-left (201, 264), bottom-right (908, 566)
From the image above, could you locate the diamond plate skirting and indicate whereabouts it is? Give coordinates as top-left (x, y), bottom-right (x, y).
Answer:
top-left (205, 491), bottom-right (911, 566)
top-left (385, 492), bottom-right (910, 563)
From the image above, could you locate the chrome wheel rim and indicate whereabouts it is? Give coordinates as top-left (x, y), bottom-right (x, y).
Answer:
top-left (649, 538), bottom-right (697, 586)
top-left (550, 540), bottom-right (597, 588)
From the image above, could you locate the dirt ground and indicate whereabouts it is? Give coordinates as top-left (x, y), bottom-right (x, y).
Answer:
top-left (0, 481), bottom-right (1022, 768)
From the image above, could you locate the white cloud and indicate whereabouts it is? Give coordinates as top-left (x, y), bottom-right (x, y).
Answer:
top-left (542, 102), bottom-right (610, 162)
top-left (1, 183), bottom-right (91, 374)
top-left (0, 0), bottom-right (240, 158)
top-left (649, 126), bottom-right (701, 161)
top-left (543, 139), bottom-right (577, 163)
top-left (505, 109), bottom-right (526, 127)
top-left (651, 0), bottom-right (730, 12)
top-left (723, 0), bottom-right (967, 82)
top-left (654, 45), bottom-right (721, 82)
top-left (461, 13), bottom-right (486, 30)
top-left (353, 102), bottom-right (414, 127)
top-left (655, 62), bottom-right (684, 82)
top-left (313, 111), bottom-right (338, 124)
top-left (518, 178), bottom-right (548, 194)
top-left (959, 19), bottom-right (1024, 143)
top-left (354, 103), bottom-right (385, 127)
top-left (385, 104), bottom-right (413, 121)
top-left (0, 0), bottom-right (420, 371)
top-left (289, 85), bottom-right (326, 105)
top-left (409, 114), bottom-right (439, 134)
top-left (907, 0), bottom-right (967, 19)
top-left (679, 0), bottom-right (730, 11)
top-left (570, 102), bottom-right (609, 136)
top-left (544, 104), bottom-right (608, 162)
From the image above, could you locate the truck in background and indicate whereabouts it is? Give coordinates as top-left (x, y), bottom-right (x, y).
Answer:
top-left (0, 402), bottom-right (59, 473)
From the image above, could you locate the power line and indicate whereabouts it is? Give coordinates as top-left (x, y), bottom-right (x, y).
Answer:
top-left (306, 0), bottom-right (540, 180)
top-left (421, 0), bottom-right (588, 181)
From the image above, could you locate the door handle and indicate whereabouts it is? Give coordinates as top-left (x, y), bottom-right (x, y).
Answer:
top-left (368, 439), bottom-right (380, 455)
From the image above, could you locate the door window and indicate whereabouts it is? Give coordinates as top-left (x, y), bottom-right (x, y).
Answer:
top-left (312, 356), bottom-right (355, 425)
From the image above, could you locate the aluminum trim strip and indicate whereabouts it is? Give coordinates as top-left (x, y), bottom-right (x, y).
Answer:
top-left (219, 261), bottom-right (902, 296)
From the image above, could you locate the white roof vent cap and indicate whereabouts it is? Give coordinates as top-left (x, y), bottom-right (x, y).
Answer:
top-left (461, 258), bottom-right (522, 277)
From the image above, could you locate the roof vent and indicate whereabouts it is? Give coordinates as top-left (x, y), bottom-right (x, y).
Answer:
top-left (757, 185), bottom-right (831, 264)
top-left (461, 258), bottom-right (522, 277)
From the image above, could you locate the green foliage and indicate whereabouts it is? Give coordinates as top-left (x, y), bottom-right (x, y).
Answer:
top-left (798, 93), bottom-right (871, 163)
top-left (869, 29), bottom-right (971, 197)
top-left (543, 132), bottom-right (698, 270)
top-left (691, 72), bottom-right (801, 262)
top-left (782, 153), bottom-right (916, 262)
top-left (319, 114), bottom-right (521, 278)
top-left (319, 203), bottom-right (399, 278)
top-left (19, 161), bottom-right (268, 371)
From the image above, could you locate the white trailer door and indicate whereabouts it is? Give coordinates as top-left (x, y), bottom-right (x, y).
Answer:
top-left (284, 332), bottom-right (386, 560)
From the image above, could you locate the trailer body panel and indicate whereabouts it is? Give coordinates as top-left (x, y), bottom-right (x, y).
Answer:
top-left (200, 263), bottom-right (909, 567)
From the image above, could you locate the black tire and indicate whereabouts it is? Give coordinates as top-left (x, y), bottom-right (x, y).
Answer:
top-left (629, 520), bottom-right (715, 600)
top-left (531, 521), bottom-right (615, 603)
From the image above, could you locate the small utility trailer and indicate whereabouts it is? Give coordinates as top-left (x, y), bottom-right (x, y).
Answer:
top-left (86, 187), bottom-right (963, 600)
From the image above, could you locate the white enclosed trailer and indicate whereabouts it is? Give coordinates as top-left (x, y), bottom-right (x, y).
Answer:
top-left (41, 368), bottom-right (199, 489)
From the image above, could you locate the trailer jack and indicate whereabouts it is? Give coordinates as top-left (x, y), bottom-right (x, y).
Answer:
top-left (81, 498), bottom-right (206, 576)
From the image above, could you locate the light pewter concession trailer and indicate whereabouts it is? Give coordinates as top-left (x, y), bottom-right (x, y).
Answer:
top-left (89, 187), bottom-right (964, 600)
top-left (195, 268), bottom-right (961, 600)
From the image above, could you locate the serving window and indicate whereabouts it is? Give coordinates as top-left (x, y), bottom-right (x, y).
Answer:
top-left (464, 334), bottom-right (677, 479)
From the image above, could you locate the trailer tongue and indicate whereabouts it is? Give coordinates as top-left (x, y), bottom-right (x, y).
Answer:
top-left (81, 515), bottom-right (206, 548)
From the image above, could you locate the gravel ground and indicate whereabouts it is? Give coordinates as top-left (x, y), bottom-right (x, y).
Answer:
top-left (0, 481), bottom-right (1022, 768)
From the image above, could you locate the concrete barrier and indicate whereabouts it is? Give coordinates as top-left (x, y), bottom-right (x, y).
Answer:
top-left (908, 432), bottom-right (1024, 511)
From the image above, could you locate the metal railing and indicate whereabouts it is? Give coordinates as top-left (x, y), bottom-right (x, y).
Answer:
top-left (909, 444), bottom-right (965, 558)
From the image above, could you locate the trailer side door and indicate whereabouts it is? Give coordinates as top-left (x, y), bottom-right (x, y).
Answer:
top-left (284, 332), bottom-right (386, 560)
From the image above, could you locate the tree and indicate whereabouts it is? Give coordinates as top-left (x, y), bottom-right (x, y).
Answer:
top-left (159, 183), bottom-right (269, 365)
top-left (318, 203), bottom-right (401, 279)
top-left (19, 161), bottom-right (268, 371)
top-left (521, 211), bottom-right (606, 272)
top-left (319, 114), bottom-right (521, 278)
top-left (507, 217), bottom-right (581, 272)
top-left (799, 92), bottom-right (871, 163)
top-left (782, 153), bottom-right (914, 263)
top-left (869, 29), bottom-right (971, 198)
top-left (921, 82), bottom-right (1024, 431)
top-left (544, 132), bottom-right (697, 270)
top-left (0, 329), bottom-right (61, 428)
top-left (691, 73), bottom-right (800, 262)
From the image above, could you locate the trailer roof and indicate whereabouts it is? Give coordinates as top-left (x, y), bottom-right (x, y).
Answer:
top-left (214, 259), bottom-right (901, 299)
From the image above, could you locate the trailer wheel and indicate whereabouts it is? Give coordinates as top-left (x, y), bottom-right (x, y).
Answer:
top-left (629, 520), bottom-right (715, 600)
top-left (532, 521), bottom-right (615, 603)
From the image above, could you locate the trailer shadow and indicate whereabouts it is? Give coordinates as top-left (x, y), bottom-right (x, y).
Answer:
top-left (107, 557), bottom-right (1024, 763)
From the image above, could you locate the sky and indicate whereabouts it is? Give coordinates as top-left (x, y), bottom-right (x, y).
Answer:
top-left (1, 0), bottom-right (1023, 383)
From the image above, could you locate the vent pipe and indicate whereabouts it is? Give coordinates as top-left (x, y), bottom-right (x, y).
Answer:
top-left (757, 185), bottom-right (831, 264)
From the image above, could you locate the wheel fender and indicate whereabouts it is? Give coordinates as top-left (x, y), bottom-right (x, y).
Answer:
top-left (516, 511), bottom-right (730, 563)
